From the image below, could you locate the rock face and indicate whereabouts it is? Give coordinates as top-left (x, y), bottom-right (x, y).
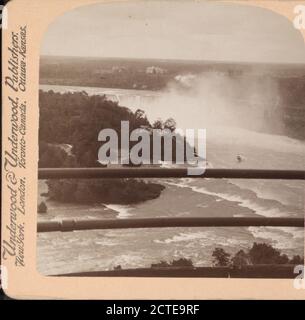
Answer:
top-left (46, 179), bottom-right (165, 205)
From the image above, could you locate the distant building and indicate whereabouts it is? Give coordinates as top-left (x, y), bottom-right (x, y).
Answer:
top-left (112, 66), bottom-right (127, 73)
top-left (146, 66), bottom-right (167, 74)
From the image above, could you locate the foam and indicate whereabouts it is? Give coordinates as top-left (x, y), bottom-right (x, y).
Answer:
top-left (104, 204), bottom-right (134, 219)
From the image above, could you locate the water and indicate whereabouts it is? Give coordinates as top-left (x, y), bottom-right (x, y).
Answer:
top-left (37, 84), bottom-right (304, 275)
top-left (39, 84), bottom-right (160, 111)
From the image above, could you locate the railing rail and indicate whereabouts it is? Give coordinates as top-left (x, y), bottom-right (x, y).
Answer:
top-left (56, 265), bottom-right (299, 278)
top-left (38, 167), bottom-right (305, 180)
top-left (37, 217), bottom-right (304, 233)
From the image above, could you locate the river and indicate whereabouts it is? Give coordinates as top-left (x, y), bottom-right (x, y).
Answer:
top-left (37, 84), bottom-right (304, 275)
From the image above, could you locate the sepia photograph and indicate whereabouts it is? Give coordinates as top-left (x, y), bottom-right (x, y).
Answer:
top-left (36, 1), bottom-right (305, 279)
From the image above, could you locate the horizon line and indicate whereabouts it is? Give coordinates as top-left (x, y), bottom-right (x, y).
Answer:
top-left (40, 54), bottom-right (305, 66)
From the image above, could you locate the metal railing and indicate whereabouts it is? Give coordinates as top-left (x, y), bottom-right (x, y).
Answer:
top-left (38, 217), bottom-right (304, 233)
top-left (38, 167), bottom-right (305, 278)
top-left (39, 167), bottom-right (305, 180)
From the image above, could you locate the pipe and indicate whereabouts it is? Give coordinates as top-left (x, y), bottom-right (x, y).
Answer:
top-left (38, 168), bottom-right (305, 180)
top-left (37, 217), bottom-right (304, 233)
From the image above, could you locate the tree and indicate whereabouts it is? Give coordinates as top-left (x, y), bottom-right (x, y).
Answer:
top-left (63, 156), bottom-right (77, 168)
top-left (214, 243), bottom-right (305, 267)
top-left (135, 109), bottom-right (146, 120)
top-left (277, 254), bottom-right (289, 264)
top-left (170, 258), bottom-right (193, 267)
top-left (231, 250), bottom-right (250, 268)
top-left (38, 201), bottom-right (47, 214)
top-left (212, 248), bottom-right (231, 266)
top-left (152, 118), bottom-right (164, 130)
top-left (39, 143), bottom-right (70, 168)
top-left (164, 118), bottom-right (177, 132)
top-left (151, 258), bottom-right (193, 268)
top-left (290, 255), bottom-right (304, 265)
top-left (134, 109), bottom-right (149, 127)
top-left (248, 242), bottom-right (288, 265)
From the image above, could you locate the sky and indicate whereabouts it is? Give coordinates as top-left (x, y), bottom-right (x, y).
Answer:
top-left (41, 1), bottom-right (305, 63)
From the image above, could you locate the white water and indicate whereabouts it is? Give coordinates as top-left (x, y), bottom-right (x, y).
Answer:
top-left (103, 204), bottom-right (134, 219)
